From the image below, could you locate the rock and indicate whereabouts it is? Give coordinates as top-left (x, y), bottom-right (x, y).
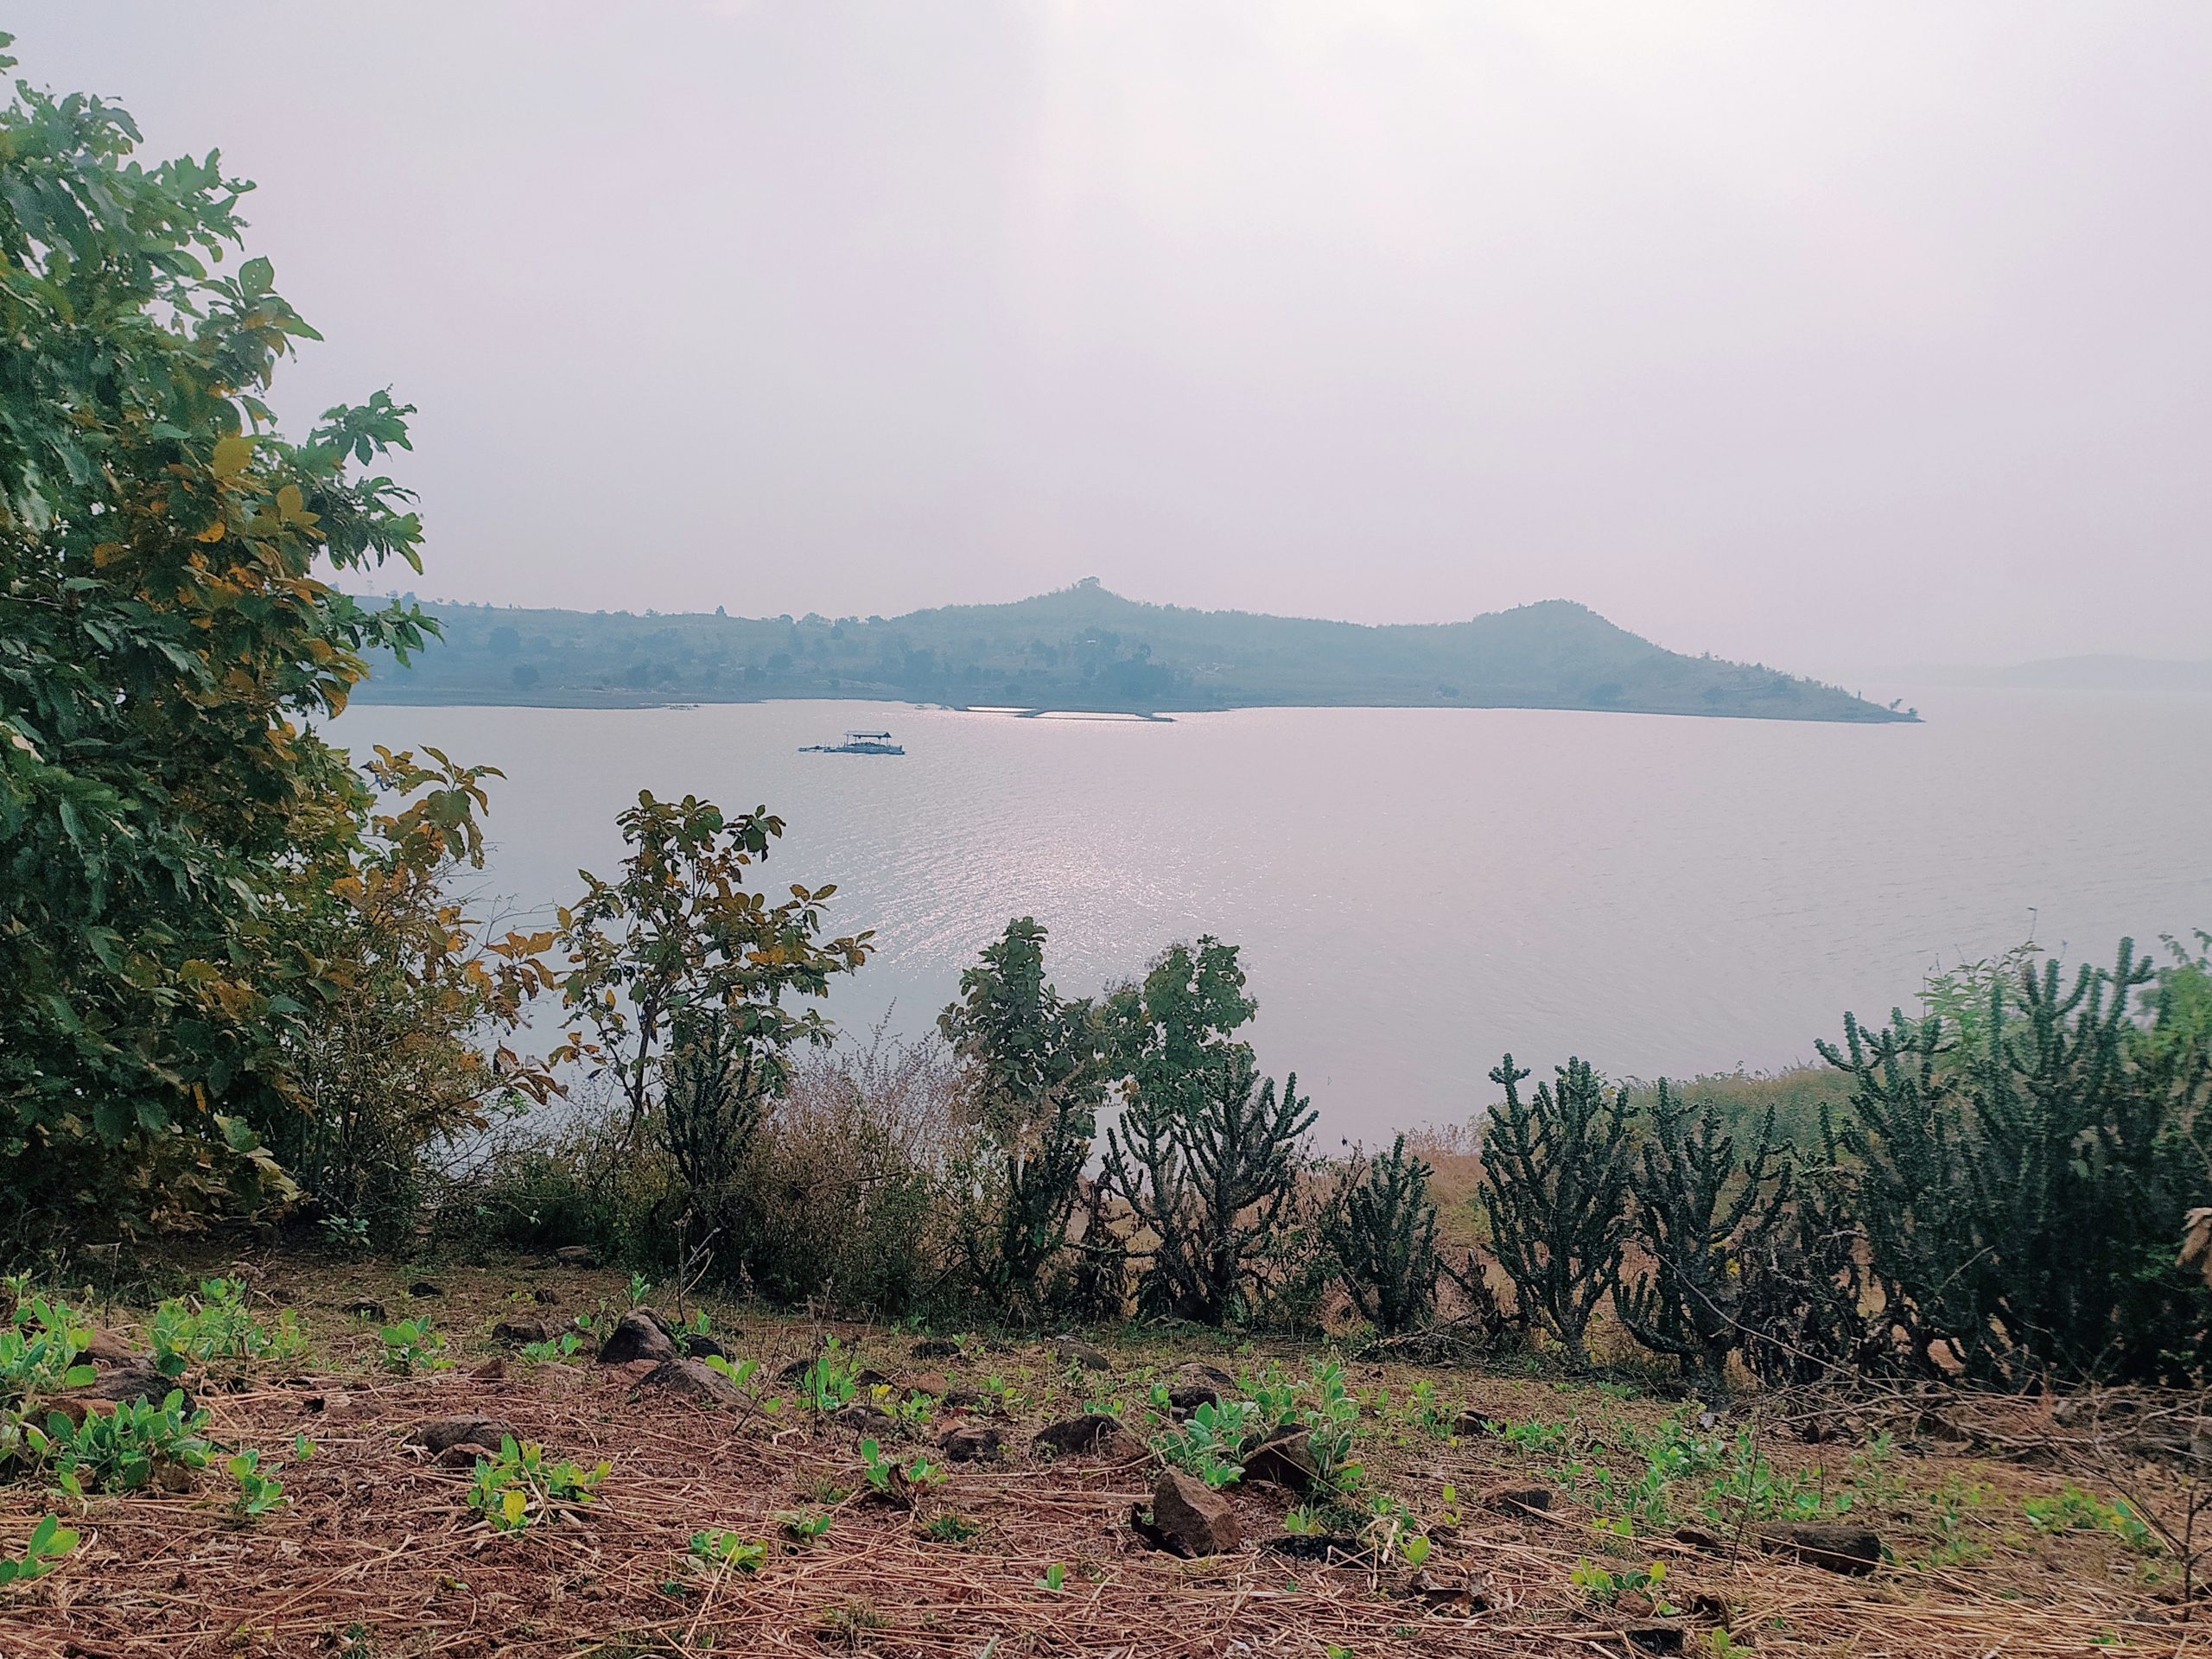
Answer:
top-left (532, 1286), bottom-right (560, 1305)
top-left (406, 1281), bottom-right (442, 1298)
top-left (1137, 1469), bottom-right (1242, 1558)
top-left (677, 1332), bottom-right (729, 1362)
top-left (614, 1358), bottom-right (662, 1385)
top-left (853, 1367), bottom-right (889, 1391)
top-left (908, 1370), bottom-right (950, 1399)
top-left (552, 1245), bottom-right (598, 1268)
top-left (1241, 1428), bottom-right (1319, 1494)
top-left (1483, 1484), bottom-right (1555, 1514)
top-left (342, 1299), bottom-right (386, 1322)
top-left (434, 1444), bottom-right (489, 1470)
top-left (940, 1422), bottom-right (1004, 1463)
top-left (1166, 1362), bottom-right (1236, 1413)
top-left (645, 1357), bottom-right (744, 1407)
top-left (1052, 1336), bottom-right (1111, 1370)
top-left (1032, 1414), bottom-right (1122, 1459)
top-left (912, 1337), bottom-right (963, 1359)
top-left (408, 1416), bottom-right (518, 1456)
top-left (1624, 1624), bottom-right (1685, 1655)
top-left (596, 1310), bottom-right (678, 1367)
top-left (1452, 1409), bottom-right (1497, 1437)
top-left (80, 1330), bottom-right (141, 1368)
top-left (1674, 1524), bottom-right (1724, 1549)
top-left (831, 1403), bottom-right (898, 1437)
top-left (54, 1367), bottom-right (193, 1415)
top-left (1405, 1567), bottom-right (1487, 1613)
top-left (469, 1357), bottom-right (506, 1382)
top-left (1755, 1522), bottom-right (1883, 1576)
top-left (491, 1317), bottom-right (558, 1347)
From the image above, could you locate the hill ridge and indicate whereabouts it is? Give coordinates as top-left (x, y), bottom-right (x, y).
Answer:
top-left (353, 580), bottom-right (1916, 723)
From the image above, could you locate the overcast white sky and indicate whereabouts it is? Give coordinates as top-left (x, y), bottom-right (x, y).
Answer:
top-left (18, 3), bottom-right (2210, 671)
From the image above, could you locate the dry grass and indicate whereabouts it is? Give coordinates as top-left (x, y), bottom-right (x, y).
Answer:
top-left (0, 1254), bottom-right (2198, 1657)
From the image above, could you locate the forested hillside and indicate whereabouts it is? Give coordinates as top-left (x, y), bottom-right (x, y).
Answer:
top-left (357, 579), bottom-right (1915, 721)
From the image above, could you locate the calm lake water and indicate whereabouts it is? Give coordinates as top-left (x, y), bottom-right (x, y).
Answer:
top-left (335, 689), bottom-right (2212, 1142)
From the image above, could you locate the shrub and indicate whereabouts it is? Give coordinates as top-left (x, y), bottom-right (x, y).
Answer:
top-left (1618, 1083), bottom-right (1791, 1388)
top-left (1478, 1055), bottom-right (1636, 1366)
top-left (1822, 938), bottom-right (2212, 1385)
top-left (938, 918), bottom-right (1103, 1320)
top-left (1325, 1135), bottom-right (1443, 1334)
top-left (1103, 1046), bottom-right (1316, 1325)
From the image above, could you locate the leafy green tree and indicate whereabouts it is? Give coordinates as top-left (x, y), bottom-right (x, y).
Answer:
top-left (551, 791), bottom-right (873, 1211)
top-left (937, 918), bottom-right (1103, 1318)
top-left (1618, 1082), bottom-right (1790, 1388)
top-left (0, 42), bottom-right (438, 1230)
top-left (1324, 1135), bottom-right (1442, 1334)
top-left (1478, 1055), bottom-right (1635, 1366)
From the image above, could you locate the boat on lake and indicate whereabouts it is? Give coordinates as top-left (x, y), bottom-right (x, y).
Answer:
top-left (800, 729), bottom-right (906, 755)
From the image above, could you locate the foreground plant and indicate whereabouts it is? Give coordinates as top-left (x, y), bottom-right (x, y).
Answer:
top-left (26, 1391), bottom-right (213, 1496)
top-left (689, 1529), bottom-right (766, 1573)
top-left (0, 1516), bottom-right (78, 1588)
top-left (376, 1317), bottom-right (449, 1375)
top-left (150, 1279), bottom-right (304, 1376)
top-left (468, 1436), bottom-right (609, 1531)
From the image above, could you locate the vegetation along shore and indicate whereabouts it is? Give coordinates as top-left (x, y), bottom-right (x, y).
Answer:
top-left (1, 36), bottom-right (2202, 1659)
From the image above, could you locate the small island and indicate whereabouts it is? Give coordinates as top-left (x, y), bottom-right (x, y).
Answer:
top-left (358, 579), bottom-right (1916, 723)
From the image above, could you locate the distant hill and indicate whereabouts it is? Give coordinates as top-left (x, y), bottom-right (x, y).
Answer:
top-left (353, 581), bottom-right (1916, 723)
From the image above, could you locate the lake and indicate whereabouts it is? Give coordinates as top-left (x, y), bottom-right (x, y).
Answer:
top-left (334, 688), bottom-right (2212, 1142)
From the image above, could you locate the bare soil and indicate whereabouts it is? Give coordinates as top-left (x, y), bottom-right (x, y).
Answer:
top-left (0, 1253), bottom-right (2195, 1657)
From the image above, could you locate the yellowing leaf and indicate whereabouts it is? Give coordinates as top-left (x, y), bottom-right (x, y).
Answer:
top-left (196, 520), bottom-right (227, 543)
top-left (501, 1487), bottom-right (526, 1527)
top-left (211, 435), bottom-right (252, 479)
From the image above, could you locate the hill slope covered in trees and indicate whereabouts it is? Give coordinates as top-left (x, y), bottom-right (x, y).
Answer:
top-left (356, 580), bottom-right (1915, 721)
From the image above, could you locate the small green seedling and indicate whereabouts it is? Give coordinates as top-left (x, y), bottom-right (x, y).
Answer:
top-left (776, 1509), bottom-right (834, 1546)
top-left (0, 1516), bottom-right (78, 1587)
top-left (1035, 1561), bottom-right (1067, 1591)
top-left (376, 1317), bottom-right (449, 1375)
top-left (226, 1448), bottom-right (287, 1518)
top-left (468, 1435), bottom-right (608, 1532)
top-left (689, 1529), bottom-right (766, 1573)
top-left (919, 1511), bottom-right (980, 1544)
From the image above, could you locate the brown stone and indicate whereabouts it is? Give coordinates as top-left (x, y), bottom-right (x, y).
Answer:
top-left (1031, 1414), bottom-right (1121, 1459)
top-left (596, 1310), bottom-right (677, 1366)
top-left (1138, 1469), bottom-right (1242, 1558)
top-left (1483, 1484), bottom-right (1555, 1514)
top-left (54, 1367), bottom-right (191, 1415)
top-left (1052, 1336), bottom-right (1111, 1370)
top-left (908, 1370), bottom-right (950, 1398)
top-left (831, 1403), bottom-right (898, 1437)
top-left (1241, 1428), bottom-right (1319, 1494)
top-left (940, 1422), bottom-right (1004, 1463)
top-left (1755, 1522), bottom-right (1883, 1576)
top-left (644, 1357), bottom-right (743, 1407)
top-left (80, 1330), bottom-right (141, 1368)
top-left (469, 1357), bottom-right (507, 1382)
top-left (912, 1337), bottom-right (963, 1359)
top-left (491, 1317), bottom-right (559, 1347)
top-left (405, 1281), bottom-right (442, 1298)
top-left (342, 1299), bottom-right (387, 1322)
top-left (1166, 1362), bottom-right (1236, 1413)
top-left (1624, 1623), bottom-right (1685, 1655)
top-left (552, 1245), bottom-right (597, 1268)
top-left (1452, 1408), bottom-right (1497, 1437)
top-left (408, 1417), bottom-right (518, 1455)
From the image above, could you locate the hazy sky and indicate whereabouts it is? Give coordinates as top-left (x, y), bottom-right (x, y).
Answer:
top-left (20, 4), bottom-right (2210, 670)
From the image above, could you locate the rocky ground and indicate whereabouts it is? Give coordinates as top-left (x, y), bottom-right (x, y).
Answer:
top-left (0, 1254), bottom-right (2195, 1657)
